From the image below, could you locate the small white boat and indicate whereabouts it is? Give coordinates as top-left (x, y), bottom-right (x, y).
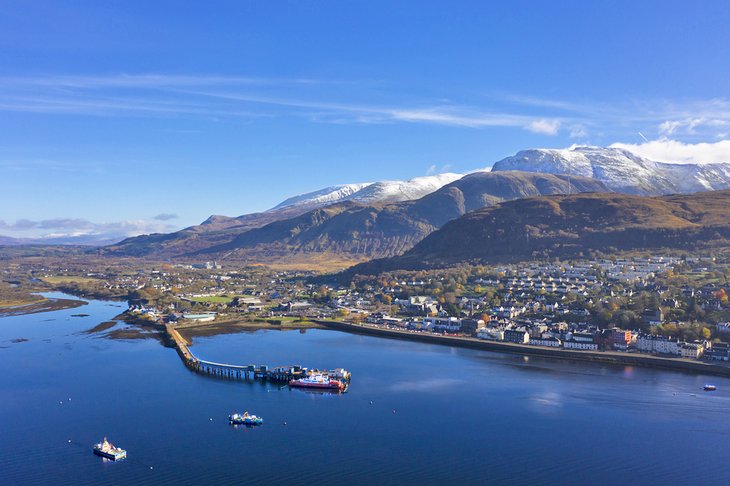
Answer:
top-left (704, 384), bottom-right (717, 391)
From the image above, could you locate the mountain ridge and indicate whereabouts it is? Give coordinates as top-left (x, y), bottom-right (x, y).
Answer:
top-left (492, 146), bottom-right (730, 195)
top-left (341, 189), bottom-right (730, 278)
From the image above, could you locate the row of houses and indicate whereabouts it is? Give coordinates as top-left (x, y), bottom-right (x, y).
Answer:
top-left (474, 324), bottom-right (724, 361)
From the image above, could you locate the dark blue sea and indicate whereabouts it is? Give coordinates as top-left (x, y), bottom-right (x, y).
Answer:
top-left (2, 293), bottom-right (730, 485)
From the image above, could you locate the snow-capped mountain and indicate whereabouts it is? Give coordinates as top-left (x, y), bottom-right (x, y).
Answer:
top-left (491, 146), bottom-right (730, 195)
top-left (272, 183), bottom-right (373, 210)
top-left (271, 173), bottom-right (463, 211)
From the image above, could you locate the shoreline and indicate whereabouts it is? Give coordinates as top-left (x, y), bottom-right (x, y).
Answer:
top-left (173, 318), bottom-right (323, 343)
top-left (315, 320), bottom-right (730, 378)
top-left (0, 297), bottom-right (87, 317)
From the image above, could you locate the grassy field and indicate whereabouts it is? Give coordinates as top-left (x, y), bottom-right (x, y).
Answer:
top-left (0, 296), bottom-right (47, 308)
top-left (0, 284), bottom-right (46, 308)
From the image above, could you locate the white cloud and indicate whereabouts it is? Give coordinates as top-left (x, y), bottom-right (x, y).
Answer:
top-left (526, 119), bottom-right (561, 135)
top-left (659, 117), bottom-right (729, 136)
top-left (153, 212), bottom-right (178, 221)
top-left (610, 139), bottom-right (730, 164)
top-left (569, 124), bottom-right (588, 138)
top-left (0, 217), bottom-right (176, 239)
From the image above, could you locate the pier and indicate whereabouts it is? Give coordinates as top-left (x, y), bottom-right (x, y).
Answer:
top-left (164, 324), bottom-right (351, 384)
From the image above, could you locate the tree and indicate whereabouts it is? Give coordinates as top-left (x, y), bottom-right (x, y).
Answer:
top-left (701, 326), bottom-right (712, 340)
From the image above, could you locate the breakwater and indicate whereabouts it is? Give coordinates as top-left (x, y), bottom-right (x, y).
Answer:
top-left (316, 320), bottom-right (730, 378)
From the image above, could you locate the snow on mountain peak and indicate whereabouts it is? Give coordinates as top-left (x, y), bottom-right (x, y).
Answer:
top-left (492, 145), bottom-right (730, 195)
top-left (270, 173), bottom-right (463, 211)
top-left (271, 183), bottom-right (374, 210)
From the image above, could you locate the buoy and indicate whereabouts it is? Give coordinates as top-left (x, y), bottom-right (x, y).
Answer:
top-left (150, 466), bottom-right (154, 470)
top-left (68, 440), bottom-right (71, 443)
top-left (209, 418), bottom-right (213, 421)
top-left (370, 401), bottom-right (373, 405)
top-left (284, 422), bottom-right (287, 426)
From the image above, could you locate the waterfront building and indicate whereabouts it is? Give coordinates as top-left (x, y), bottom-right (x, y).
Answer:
top-left (563, 339), bottom-right (599, 351)
top-left (476, 327), bottom-right (504, 341)
top-left (637, 335), bottom-right (679, 355)
top-left (504, 328), bottom-right (529, 344)
top-left (182, 312), bottom-right (216, 322)
top-left (529, 337), bottom-right (562, 348)
top-left (708, 342), bottom-right (730, 361)
top-left (611, 329), bottom-right (633, 350)
top-left (460, 318), bottom-right (482, 336)
top-left (679, 342), bottom-right (704, 359)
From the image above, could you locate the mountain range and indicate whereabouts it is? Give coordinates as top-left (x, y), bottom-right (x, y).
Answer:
top-left (342, 189), bottom-right (730, 278)
top-left (15, 145), bottom-right (730, 268)
top-left (105, 171), bottom-right (606, 262)
top-left (491, 146), bottom-right (730, 195)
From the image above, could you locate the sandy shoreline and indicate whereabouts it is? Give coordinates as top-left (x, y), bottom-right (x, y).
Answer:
top-left (0, 298), bottom-right (87, 317)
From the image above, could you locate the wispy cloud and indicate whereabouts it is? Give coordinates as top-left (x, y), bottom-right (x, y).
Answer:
top-left (526, 119), bottom-right (561, 135)
top-left (0, 73), bottom-right (567, 134)
top-left (1, 73), bottom-right (730, 141)
top-left (610, 139), bottom-right (730, 164)
top-left (425, 163), bottom-right (453, 176)
top-left (153, 213), bottom-right (178, 221)
top-left (0, 217), bottom-right (175, 239)
top-left (658, 117), bottom-right (730, 136)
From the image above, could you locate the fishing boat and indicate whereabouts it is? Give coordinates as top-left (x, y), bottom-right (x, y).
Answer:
top-left (93, 437), bottom-right (127, 460)
top-left (288, 373), bottom-right (346, 391)
top-left (229, 411), bottom-right (263, 426)
top-left (704, 384), bottom-right (717, 391)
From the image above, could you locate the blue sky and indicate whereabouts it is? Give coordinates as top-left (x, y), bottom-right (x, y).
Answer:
top-left (2, 1), bottom-right (730, 239)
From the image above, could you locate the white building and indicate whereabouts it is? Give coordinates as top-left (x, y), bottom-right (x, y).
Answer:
top-left (563, 340), bottom-right (598, 351)
top-left (637, 335), bottom-right (680, 355)
top-left (529, 337), bottom-right (562, 348)
top-left (476, 328), bottom-right (504, 341)
top-left (679, 342), bottom-right (704, 359)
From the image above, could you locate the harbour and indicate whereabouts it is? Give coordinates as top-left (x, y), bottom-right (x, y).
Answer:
top-left (3, 294), bottom-right (730, 485)
top-left (165, 323), bottom-right (351, 387)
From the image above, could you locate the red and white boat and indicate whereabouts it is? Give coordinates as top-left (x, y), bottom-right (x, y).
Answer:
top-left (289, 373), bottom-right (346, 391)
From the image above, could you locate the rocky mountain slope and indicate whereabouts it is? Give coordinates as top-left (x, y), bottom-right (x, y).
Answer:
top-left (273, 173), bottom-right (463, 211)
top-left (106, 173), bottom-right (464, 257)
top-left (342, 189), bottom-right (730, 277)
top-left (491, 146), bottom-right (730, 195)
top-left (192, 172), bottom-right (606, 261)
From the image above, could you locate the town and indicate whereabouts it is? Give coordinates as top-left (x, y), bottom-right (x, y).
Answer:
top-left (4, 253), bottom-right (730, 366)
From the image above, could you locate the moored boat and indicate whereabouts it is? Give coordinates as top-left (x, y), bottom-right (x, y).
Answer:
top-left (229, 411), bottom-right (263, 425)
top-left (704, 384), bottom-right (717, 391)
top-left (289, 373), bottom-right (346, 391)
top-left (93, 437), bottom-right (126, 461)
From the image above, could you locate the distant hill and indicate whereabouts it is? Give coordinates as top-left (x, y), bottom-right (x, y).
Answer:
top-left (103, 145), bottom-right (730, 264)
top-left (342, 189), bottom-right (730, 277)
top-left (491, 146), bottom-right (730, 195)
top-left (191, 171), bottom-right (606, 261)
top-left (104, 173), bottom-right (464, 257)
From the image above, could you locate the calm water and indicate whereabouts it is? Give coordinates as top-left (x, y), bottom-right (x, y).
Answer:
top-left (2, 293), bottom-right (730, 485)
